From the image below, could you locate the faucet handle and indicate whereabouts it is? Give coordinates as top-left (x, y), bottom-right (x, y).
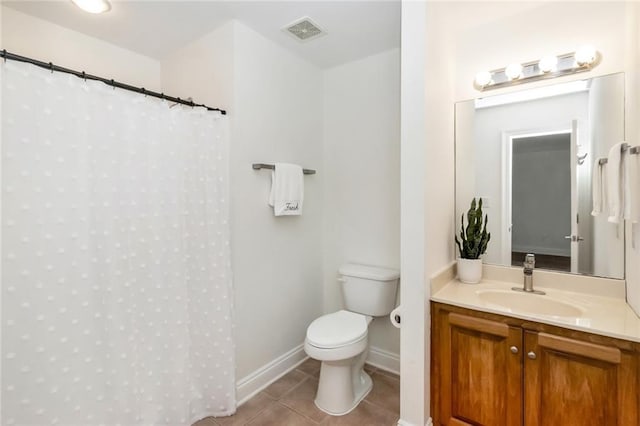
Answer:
top-left (524, 253), bottom-right (535, 268)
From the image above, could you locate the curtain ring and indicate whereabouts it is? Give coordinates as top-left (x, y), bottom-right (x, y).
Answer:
top-left (49, 62), bottom-right (54, 73)
top-left (111, 79), bottom-right (115, 90)
top-left (81, 71), bottom-right (86, 81)
top-left (141, 88), bottom-right (146, 97)
top-left (2, 49), bottom-right (6, 63)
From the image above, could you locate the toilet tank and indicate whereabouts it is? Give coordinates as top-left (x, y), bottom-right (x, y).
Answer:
top-left (338, 263), bottom-right (400, 317)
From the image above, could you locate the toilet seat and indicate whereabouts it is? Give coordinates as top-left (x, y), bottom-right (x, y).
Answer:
top-left (306, 310), bottom-right (369, 349)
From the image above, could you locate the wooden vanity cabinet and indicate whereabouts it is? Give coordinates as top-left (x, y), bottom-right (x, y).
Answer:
top-left (433, 309), bottom-right (522, 425)
top-left (524, 331), bottom-right (638, 426)
top-left (431, 302), bottom-right (640, 426)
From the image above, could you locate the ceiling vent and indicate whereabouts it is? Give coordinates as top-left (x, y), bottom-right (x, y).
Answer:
top-left (283, 16), bottom-right (326, 42)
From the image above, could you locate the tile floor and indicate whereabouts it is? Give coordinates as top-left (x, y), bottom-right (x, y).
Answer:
top-left (193, 359), bottom-right (400, 426)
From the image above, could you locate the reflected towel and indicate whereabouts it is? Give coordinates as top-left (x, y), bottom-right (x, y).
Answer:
top-left (268, 163), bottom-right (304, 216)
top-left (630, 151), bottom-right (640, 223)
top-left (591, 159), bottom-right (606, 216)
top-left (607, 142), bottom-right (631, 223)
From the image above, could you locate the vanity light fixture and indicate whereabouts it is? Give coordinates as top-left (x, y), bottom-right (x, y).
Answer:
top-left (575, 45), bottom-right (597, 66)
top-left (538, 55), bottom-right (558, 73)
top-left (505, 63), bottom-right (524, 80)
top-left (71, 0), bottom-right (111, 14)
top-left (474, 46), bottom-right (600, 91)
top-left (474, 71), bottom-right (493, 88)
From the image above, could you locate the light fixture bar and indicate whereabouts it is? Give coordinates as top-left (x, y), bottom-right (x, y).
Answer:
top-left (475, 48), bottom-right (601, 92)
top-left (71, 0), bottom-right (111, 14)
top-left (474, 80), bottom-right (590, 109)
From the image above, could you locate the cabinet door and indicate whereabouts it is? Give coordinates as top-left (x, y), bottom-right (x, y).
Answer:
top-left (524, 331), bottom-right (638, 426)
top-left (437, 311), bottom-right (523, 426)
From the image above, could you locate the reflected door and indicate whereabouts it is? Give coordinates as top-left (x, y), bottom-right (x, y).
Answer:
top-left (569, 119), bottom-right (579, 273)
top-left (509, 130), bottom-right (572, 272)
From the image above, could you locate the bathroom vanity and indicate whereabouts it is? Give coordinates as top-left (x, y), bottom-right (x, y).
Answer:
top-left (439, 69), bottom-right (640, 425)
top-left (430, 270), bottom-right (640, 426)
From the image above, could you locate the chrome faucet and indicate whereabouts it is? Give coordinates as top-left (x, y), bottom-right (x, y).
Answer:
top-left (512, 254), bottom-right (545, 295)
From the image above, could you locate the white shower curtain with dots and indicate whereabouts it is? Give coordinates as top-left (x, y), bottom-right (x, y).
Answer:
top-left (1, 60), bottom-right (235, 425)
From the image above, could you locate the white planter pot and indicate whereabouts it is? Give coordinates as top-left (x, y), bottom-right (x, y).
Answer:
top-left (457, 258), bottom-right (482, 284)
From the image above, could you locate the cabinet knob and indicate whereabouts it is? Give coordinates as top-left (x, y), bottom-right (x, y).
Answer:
top-left (510, 346), bottom-right (519, 354)
top-left (527, 351), bottom-right (537, 360)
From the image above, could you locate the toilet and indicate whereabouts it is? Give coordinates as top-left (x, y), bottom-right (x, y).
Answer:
top-left (304, 263), bottom-right (400, 416)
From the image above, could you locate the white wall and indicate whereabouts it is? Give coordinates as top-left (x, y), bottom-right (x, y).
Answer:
top-left (625, 3), bottom-right (640, 316)
top-left (322, 49), bottom-right (401, 360)
top-left (1, 6), bottom-right (161, 91)
top-left (160, 22), bottom-right (234, 110)
top-left (399, 0), bottom-right (428, 423)
top-left (399, 1), bottom-right (457, 424)
top-left (231, 22), bottom-right (324, 380)
top-left (454, 2), bottom-right (629, 101)
top-left (162, 20), bottom-right (325, 382)
top-left (422, 2), bottom-right (457, 424)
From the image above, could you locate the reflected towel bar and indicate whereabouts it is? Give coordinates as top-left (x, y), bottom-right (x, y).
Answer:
top-left (252, 163), bottom-right (316, 175)
top-left (598, 143), bottom-right (639, 165)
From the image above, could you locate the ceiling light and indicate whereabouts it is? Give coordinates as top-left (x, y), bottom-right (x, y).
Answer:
top-left (505, 63), bottom-right (523, 80)
top-left (575, 45), bottom-right (597, 66)
top-left (538, 56), bottom-right (558, 73)
top-left (474, 71), bottom-right (493, 88)
top-left (71, 0), bottom-right (111, 14)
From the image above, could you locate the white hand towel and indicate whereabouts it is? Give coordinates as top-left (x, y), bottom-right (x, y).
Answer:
top-left (268, 163), bottom-right (304, 216)
top-left (630, 151), bottom-right (640, 223)
top-left (607, 142), bottom-right (630, 223)
top-left (591, 159), bottom-right (606, 216)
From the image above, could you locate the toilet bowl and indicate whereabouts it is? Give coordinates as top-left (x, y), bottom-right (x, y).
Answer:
top-left (304, 310), bottom-right (373, 415)
top-left (304, 263), bottom-right (400, 416)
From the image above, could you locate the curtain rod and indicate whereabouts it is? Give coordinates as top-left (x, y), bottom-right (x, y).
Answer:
top-left (0, 49), bottom-right (226, 115)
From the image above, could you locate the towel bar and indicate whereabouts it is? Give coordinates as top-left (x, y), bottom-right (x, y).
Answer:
top-left (598, 143), bottom-right (639, 165)
top-left (252, 163), bottom-right (316, 175)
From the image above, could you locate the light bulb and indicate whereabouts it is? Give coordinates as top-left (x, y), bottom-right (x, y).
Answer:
top-left (474, 71), bottom-right (493, 88)
top-left (538, 56), bottom-right (558, 73)
top-left (575, 45), bottom-right (597, 66)
top-left (505, 63), bottom-right (523, 80)
top-left (71, 0), bottom-right (111, 14)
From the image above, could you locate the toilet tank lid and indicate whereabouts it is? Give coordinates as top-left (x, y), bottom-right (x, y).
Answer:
top-left (338, 263), bottom-right (400, 281)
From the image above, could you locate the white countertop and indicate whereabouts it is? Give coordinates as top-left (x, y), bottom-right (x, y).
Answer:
top-left (432, 278), bottom-right (640, 343)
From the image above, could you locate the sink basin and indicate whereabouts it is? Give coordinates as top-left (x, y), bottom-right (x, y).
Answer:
top-left (476, 290), bottom-right (584, 318)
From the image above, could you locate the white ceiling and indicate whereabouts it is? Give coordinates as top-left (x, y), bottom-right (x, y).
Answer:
top-left (3, 0), bottom-right (401, 69)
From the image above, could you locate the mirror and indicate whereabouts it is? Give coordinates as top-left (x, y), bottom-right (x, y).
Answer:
top-left (455, 73), bottom-right (625, 279)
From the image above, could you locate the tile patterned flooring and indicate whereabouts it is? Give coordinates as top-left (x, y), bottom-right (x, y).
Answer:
top-left (193, 359), bottom-right (400, 426)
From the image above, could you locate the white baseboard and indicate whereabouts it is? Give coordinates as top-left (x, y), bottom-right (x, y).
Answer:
top-left (397, 418), bottom-right (433, 426)
top-left (236, 344), bottom-right (307, 405)
top-left (235, 344), bottom-right (400, 407)
top-left (367, 346), bottom-right (400, 375)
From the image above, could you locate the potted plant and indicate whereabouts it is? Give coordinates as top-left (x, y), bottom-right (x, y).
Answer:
top-left (455, 198), bottom-right (491, 284)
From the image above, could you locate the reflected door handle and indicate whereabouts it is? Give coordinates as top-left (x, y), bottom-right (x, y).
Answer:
top-left (564, 235), bottom-right (584, 242)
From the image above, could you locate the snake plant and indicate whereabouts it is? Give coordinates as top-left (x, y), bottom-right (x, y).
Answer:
top-left (455, 198), bottom-right (491, 260)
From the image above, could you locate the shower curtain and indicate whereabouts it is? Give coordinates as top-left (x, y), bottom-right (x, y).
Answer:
top-left (1, 60), bottom-right (235, 425)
